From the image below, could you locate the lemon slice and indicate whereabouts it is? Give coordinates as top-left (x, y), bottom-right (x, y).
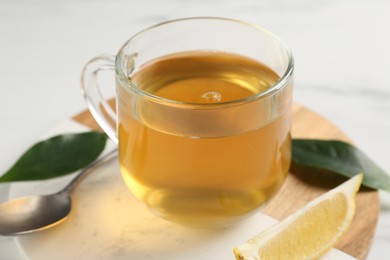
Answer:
top-left (233, 174), bottom-right (363, 260)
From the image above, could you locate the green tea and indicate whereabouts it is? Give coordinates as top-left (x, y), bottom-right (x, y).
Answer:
top-left (117, 51), bottom-right (291, 227)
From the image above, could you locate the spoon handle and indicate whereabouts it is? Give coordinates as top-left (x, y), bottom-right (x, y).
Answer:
top-left (60, 148), bottom-right (118, 195)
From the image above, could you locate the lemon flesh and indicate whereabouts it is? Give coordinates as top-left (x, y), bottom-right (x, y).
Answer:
top-left (234, 174), bottom-right (363, 260)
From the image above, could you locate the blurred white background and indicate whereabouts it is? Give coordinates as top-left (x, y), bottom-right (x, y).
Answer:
top-left (1, 0), bottom-right (389, 259)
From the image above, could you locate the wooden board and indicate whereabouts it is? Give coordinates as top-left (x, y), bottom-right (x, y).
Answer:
top-left (73, 103), bottom-right (380, 260)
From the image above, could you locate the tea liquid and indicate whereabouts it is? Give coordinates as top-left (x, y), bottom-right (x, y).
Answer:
top-left (117, 52), bottom-right (291, 227)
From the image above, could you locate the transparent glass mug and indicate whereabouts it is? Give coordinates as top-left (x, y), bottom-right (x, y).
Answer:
top-left (81, 17), bottom-right (294, 227)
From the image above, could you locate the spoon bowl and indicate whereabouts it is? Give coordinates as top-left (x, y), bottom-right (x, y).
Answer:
top-left (0, 193), bottom-right (71, 235)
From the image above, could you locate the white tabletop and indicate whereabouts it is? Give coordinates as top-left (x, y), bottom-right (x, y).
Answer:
top-left (0, 0), bottom-right (389, 259)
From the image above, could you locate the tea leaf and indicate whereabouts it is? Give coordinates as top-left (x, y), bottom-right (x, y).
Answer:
top-left (292, 139), bottom-right (390, 191)
top-left (0, 132), bottom-right (108, 182)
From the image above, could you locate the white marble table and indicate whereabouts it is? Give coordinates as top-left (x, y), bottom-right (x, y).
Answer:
top-left (0, 0), bottom-right (389, 259)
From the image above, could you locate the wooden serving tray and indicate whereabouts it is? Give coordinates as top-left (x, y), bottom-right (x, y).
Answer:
top-left (73, 103), bottom-right (379, 260)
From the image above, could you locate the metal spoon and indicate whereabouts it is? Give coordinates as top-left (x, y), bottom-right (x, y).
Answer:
top-left (0, 149), bottom-right (117, 236)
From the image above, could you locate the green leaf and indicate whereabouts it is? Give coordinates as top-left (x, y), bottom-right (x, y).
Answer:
top-left (0, 132), bottom-right (108, 182)
top-left (292, 139), bottom-right (390, 192)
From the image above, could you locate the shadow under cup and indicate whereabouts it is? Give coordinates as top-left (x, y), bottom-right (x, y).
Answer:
top-left (84, 18), bottom-right (294, 228)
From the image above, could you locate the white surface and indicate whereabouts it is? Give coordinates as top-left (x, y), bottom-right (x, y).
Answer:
top-left (0, 0), bottom-right (389, 259)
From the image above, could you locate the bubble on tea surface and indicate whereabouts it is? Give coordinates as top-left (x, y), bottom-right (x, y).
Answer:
top-left (201, 91), bottom-right (222, 102)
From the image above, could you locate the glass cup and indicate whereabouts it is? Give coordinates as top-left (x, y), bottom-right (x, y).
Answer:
top-left (81, 17), bottom-right (294, 227)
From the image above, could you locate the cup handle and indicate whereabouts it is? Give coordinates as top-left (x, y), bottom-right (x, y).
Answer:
top-left (80, 54), bottom-right (118, 144)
